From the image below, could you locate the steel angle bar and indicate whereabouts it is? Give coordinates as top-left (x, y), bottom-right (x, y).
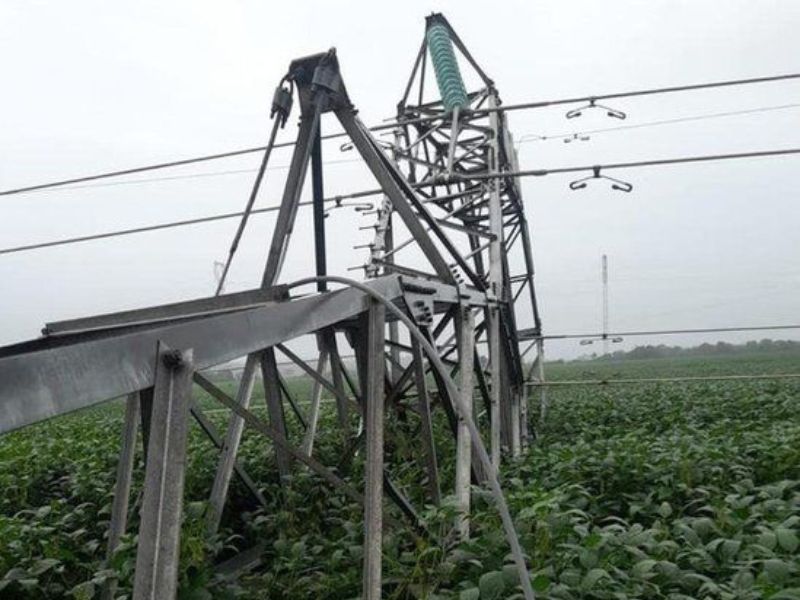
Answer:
top-left (102, 393), bottom-right (140, 600)
top-left (339, 111), bottom-right (485, 291)
top-left (275, 344), bottom-right (356, 413)
top-left (206, 353), bottom-right (259, 534)
top-left (400, 120), bottom-right (448, 155)
top-left (399, 37), bottom-right (427, 109)
top-left (193, 372), bottom-right (406, 531)
top-left (382, 472), bottom-right (424, 530)
top-left (335, 108), bottom-right (456, 285)
top-left (195, 373), bottom-right (362, 504)
top-left (284, 276), bottom-right (532, 599)
top-left (261, 349), bottom-right (291, 477)
top-left (384, 307), bottom-right (457, 405)
top-left (455, 308), bottom-right (476, 539)
top-left (433, 218), bottom-right (494, 238)
top-left (337, 356), bottom-right (361, 402)
top-left (262, 96), bottom-right (324, 287)
top-left (384, 339), bottom-right (459, 368)
top-left (323, 329), bottom-right (351, 428)
top-left (371, 261), bottom-right (442, 282)
top-left (389, 152), bottom-right (447, 174)
top-left (132, 344), bottom-right (193, 600)
top-left (301, 349), bottom-right (329, 456)
top-left (277, 374), bottom-right (308, 429)
top-left (410, 337), bottom-right (441, 504)
top-left (189, 398), bottom-right (268, 509)
top-left (214, 543), bottom-right (266, 580)
top-left (362, 299), bottom-right (385, 600)
top-left (44, 286), bottom-right (288, 336)
top-left (0, 275), bottom-right (404, 435)
top-left (384, 355), bottom-right (416, 406)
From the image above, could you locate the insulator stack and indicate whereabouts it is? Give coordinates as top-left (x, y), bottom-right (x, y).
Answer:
top-left (425, 20), bottom-right (469, 112)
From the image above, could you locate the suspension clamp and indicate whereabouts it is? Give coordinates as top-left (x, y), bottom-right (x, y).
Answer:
top-left (271, 84), bottom-right (293, 127)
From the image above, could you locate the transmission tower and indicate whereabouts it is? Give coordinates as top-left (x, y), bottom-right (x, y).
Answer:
top-left (602, 254), bottom-right (609, 356)
top-left (364, 13), bottom-right (545, 455)
top-left (0, 14), bottom-right (540, 599)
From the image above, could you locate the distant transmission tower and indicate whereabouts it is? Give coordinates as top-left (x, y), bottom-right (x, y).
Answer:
top-left (602, 254), bottom-right (609, 356)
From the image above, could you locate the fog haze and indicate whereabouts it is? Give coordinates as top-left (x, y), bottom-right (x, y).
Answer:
top-left (2, 0), bottom-right (799, 358)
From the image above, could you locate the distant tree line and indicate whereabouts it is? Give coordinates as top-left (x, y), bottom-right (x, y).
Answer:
top-left (583, 338), bottom-right (800, 362)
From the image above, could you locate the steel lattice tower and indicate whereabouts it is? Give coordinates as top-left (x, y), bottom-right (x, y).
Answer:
top-left (0, 14), bottom-right (541, 600)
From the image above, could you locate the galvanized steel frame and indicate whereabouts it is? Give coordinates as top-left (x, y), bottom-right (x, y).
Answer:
top-left (0, 21), bottom-right (542, 599)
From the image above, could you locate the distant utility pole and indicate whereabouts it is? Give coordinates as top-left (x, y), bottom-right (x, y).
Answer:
top-left (602, 254), bottom-right (609, 356)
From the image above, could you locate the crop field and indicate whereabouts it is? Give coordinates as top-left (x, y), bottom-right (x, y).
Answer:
top-left (1, 351), bottom-right (799, 599)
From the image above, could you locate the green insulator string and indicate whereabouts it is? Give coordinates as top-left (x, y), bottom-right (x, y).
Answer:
top-left (426, 22), bottom-right (469, 113)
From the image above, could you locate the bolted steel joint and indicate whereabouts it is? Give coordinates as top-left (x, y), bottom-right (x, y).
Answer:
top-left (311, 64), bottom-right (341, 94)
top-left (162, 349), bottom-right (185, 370)
top-left (407, 297), bottom-right (434, 327)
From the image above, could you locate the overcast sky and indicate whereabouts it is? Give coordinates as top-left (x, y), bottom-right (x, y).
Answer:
top-left (1, 0), bottom-right (799, 359)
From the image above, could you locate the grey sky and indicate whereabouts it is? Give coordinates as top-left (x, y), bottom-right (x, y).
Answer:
top-left (2, 0), bottom-right (799, 358)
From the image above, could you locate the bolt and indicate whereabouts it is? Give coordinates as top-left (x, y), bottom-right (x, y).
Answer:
top-left (162, 349), bottom-right (184, 369)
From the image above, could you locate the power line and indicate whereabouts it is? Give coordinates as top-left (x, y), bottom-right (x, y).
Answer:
top-left (3, 72), bottom-right (799, 197)
top-left (0, 188), bottom-right (381, 256)
top-left (462, 147), bottom-right (800, 181)
top-left (16, 159), bottom-right (363, 195)
top-left (518, 103), bottom-right (800, 144)
top-left (525, 373), bottom-right (800, 387)
top-left (17, 102), bottom-right (798, 195)
top-left (495, 72), bottom-right (800, 114)
top-left (11, 118), bottom-right (797, 196)
top-left (2, 145), bottom-right (799, 256)
top-left (534, 324), bottom-right (800, 341)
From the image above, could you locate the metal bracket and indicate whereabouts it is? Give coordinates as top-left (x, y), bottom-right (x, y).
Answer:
top-left (565, 97), bottom-right (626, 120)
top-left (569, 165), bottom-right (633, 193)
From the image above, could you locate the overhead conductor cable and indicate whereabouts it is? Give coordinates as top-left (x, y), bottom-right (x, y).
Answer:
top-left (4, 72), bottom-right (799, 197)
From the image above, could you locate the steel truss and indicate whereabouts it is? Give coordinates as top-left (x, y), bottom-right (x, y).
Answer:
top-left (0, 16), bottom-right (541, 600)
top-left (362, 13), bottom-right (546, 452)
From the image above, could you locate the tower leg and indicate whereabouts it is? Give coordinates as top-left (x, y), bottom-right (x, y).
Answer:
top-left (487, 307), bottom-right (502, 468)
top-left (132, 345), bottom-right (193, 600)
top-left (101, 392), bottom-right (140, 600)
top-left (455, 307), bottom-right (476, 539)
top-left (206, 353), bottom-right (259, 533)
top-left (362, 300), bottom-right (386, 600)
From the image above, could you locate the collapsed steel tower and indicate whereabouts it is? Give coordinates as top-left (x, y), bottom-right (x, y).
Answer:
top-left (366, 13), bottom-right (546, 454)
top-left (0, 14), bottom-right (543, 600)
